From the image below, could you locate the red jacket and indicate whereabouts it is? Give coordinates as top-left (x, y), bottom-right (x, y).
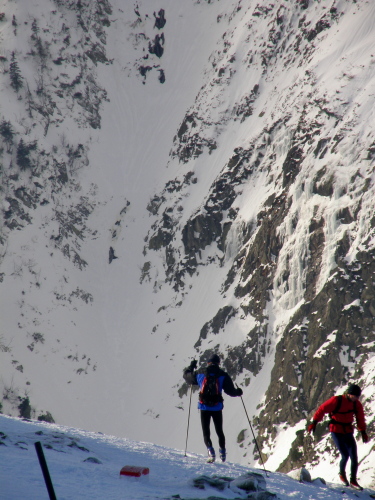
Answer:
top-left (313, 395), bottom-right (366, 434)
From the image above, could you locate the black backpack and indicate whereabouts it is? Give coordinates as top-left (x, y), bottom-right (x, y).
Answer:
top-left (328, 395), bottom-right (357, 429)
top-left (199, 370), bottom-right (223, 407)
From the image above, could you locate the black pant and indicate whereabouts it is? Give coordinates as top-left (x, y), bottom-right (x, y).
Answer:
top-left (331, 432), bottom-right (358, 479)
top-left (200, 410), bottom-right (225, 450)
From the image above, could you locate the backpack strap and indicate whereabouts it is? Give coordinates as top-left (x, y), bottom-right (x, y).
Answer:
top-left (329, 395), bottom-right (342, 418)
top-left (328, 395), bottom-right (358, 429)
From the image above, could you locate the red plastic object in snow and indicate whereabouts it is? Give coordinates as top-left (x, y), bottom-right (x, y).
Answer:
top-left (120, 466), bottom-right (150, 478)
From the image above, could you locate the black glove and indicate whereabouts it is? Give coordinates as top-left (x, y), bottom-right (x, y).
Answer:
top-left (236, 388), bottom-right (243, 396)
top-left (189, 359), bottom-right (197, 370)
top-left (361, 431), bottom-right (369, 443)
top-left (308, 421), bottom-right (317, 434)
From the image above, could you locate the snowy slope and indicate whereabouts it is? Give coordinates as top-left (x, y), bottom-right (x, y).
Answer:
top-left (1, 415), bottom-right (374, 500)
top-left (0, 0), bottom-right (232, 441)
top-left (1, 0), bottom-right (375, 480)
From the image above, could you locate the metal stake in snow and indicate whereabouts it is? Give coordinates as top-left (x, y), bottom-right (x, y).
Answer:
top-left (237, 388), bottom-right (269, 477)
top-left (184, 384), bottom-right (193, 457)
top-left (34, 441), bottom-right (57, 500)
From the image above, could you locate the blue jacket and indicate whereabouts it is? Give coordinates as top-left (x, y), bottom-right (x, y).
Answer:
top-left (183, 363), bottom-right (241, 411)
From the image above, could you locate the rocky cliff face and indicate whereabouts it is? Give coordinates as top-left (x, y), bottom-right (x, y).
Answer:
top-left (0, 0), bottom-right (114, 421)
top-left (1, 0), bottom-right (375, 476)
top-left (141, 0), bottom-right (375, 471)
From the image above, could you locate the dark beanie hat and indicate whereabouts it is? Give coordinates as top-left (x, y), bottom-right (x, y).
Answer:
top-left (208, 354), bottom-right (220, 364)
top-left (347, 384), bottom-right (361, 397)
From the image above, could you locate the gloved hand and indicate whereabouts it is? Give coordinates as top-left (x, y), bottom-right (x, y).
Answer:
top-left (189, 359), bottom-right (198, 370)
top-left (361, 431), bottom-right (369, 443)
top-left (236, 388), bottom-right (243, 396)
top-left (308, 421), bottom-right (317, 434)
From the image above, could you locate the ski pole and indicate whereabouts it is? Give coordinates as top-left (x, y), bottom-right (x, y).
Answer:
top-left (237, 388), bottom-right (268, 477)
top-left (184, 384), bottom-right (193, 457)
top-left (35, 441), bottom-right (57, 500)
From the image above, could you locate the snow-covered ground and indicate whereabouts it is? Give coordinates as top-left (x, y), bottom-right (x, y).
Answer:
top-left (1, 414), bottom-right (374, 500)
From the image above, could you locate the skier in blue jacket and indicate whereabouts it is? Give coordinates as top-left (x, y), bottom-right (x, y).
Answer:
top-left (183, 353), bottom-right (242, 462)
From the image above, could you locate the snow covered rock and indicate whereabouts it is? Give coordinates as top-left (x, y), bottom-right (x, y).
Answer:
top-left (230, 471), bottom-right (267, 492)
top-left (287, 467), bottom-right (312, 483)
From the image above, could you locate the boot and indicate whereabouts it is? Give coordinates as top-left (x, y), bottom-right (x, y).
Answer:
top-left (339, 472), bottom-right (349, 486)
top-left (207, 446), bottom-right (216, 463)
top-left (350, 478), bottom-right (363, 490)
top-left (219, 448), bottom-right (226, 462)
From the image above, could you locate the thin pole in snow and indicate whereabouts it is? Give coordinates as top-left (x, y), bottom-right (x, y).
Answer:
top-left (238, 389), bottom-right (269, 477)
top-left (184, 384), bottom-right (193, 457)
top-left (34, 441), bottom-right (58, 500)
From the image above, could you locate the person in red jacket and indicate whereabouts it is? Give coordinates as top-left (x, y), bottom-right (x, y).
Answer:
top-left (308, 384), bottom-right (369, 490)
